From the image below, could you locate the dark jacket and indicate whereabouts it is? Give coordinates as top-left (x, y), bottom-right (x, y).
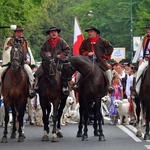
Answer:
top-left (40, 38), bottom-right (70, 61)
top-left (79, 36), bottom-right (113, 71)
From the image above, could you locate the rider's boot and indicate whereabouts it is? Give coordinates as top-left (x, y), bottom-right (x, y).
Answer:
top-left (105, 69), bottom-right (114, 94)
top-left (29, 82), bottom-right (36, 99)
top-left (72, 72), bottom-right (81, 90)
top-left (33, 76), bottom-right (39, 93)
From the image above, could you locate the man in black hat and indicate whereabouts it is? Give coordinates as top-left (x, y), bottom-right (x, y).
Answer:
top-left (134, 23), bottom-right (150, 94)
top-left (0, 25), bottom-right (36, 98)
top-left (74, 26), bottom-right (114, 94)
top-left (34, 26), bottom-right (70, 93)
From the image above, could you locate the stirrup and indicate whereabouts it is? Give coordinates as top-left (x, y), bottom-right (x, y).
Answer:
top-left (29, 90), bottom-right (36, 99)
top-left (34, 86), bottom-right (39, 93)
top-left (72, 83), bottom-right (79, 90)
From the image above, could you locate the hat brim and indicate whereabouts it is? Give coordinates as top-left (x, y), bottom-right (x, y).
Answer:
top-left (85, 28), bottom-right (100, 34)
top-left (46, 29), bottom-right (61, 34)
top-left (14, 29), bottom-right (24, 31)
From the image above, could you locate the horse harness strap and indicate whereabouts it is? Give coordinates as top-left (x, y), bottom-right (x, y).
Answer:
top-left (135, 66), bottom-right (149, 87)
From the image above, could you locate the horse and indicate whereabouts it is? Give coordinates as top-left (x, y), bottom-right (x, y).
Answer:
top-left (1, 38), bottom-right (29, 143)
top-left (56, 58), bottom-right (74, 137)
top-left (38, 53), bottom-right (61, 142)
top-left (137, 62), bottom-right (150, 140)
top-left (69, 55), bottom-right (107, 141)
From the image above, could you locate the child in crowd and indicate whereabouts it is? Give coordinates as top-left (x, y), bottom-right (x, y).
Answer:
top-left (109, 74), bottom-right (123, 125)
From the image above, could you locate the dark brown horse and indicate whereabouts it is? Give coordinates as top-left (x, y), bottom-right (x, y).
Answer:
top-left (69, 55), bottom-right (107, 141)
top-left (138, 62), bottom-right (150, 140)
top-left (39, 53), bottom-right (61, 142)
top-left (56, 58), bottom-right (74, 137)
top-left (1, 38), bottom-right (29, 143)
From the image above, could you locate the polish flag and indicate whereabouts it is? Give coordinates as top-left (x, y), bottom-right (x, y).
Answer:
top-left (73, 17), bottom-right (84, 55)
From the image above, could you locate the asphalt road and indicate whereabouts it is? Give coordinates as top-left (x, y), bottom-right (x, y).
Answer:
top-left (0, 117), bottom-right (149, 150)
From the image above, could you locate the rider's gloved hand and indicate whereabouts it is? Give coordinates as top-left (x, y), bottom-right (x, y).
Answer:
top-left (57, 54), bottom-right (69, 63)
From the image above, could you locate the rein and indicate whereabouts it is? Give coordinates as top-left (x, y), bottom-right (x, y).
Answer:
top-left (77, 58), bottom-right (95, 85)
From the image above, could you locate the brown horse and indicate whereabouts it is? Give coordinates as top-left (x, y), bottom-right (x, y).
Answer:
top-left (69, 55), bottom-right (107, 141)
top-left (39, 53), bottom-right (61, 142)
top-left (138, 62), bottom-right (150, 140)
top-left (1, 38), bottom-right (29, 143)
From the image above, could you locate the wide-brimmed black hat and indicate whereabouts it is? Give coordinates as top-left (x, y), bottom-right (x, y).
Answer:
top-left (146, 23), bottom-right (150, 28)
top-left (85, 26), bottom-right (100, 34)
top-left (46, 26), bottom-right (61, 34)
top-left (14, 25), bottom-right (24, 31)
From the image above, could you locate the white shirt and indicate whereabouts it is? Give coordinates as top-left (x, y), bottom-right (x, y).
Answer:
top-left (138, 40), bottom-right (150, 61)
top-left (126, 74), bottom-right (134, 99)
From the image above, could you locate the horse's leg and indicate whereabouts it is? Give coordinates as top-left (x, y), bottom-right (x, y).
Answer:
top-left (82, 105), bottom-right (88, 141)
top-left (41, 103), bottom-right (50, 141)
top-left (144, 105), bottom-right (150, 140)
top-left (51, 101), bottom-right (59, 142)
top-left (135, 96), bottom-right (142, 137)
top-left (57, 95), bottom-right (68, 138)
top-left (1, 102), bottom-right (9, 143)
top-left (10, 106), bottom-right (17, 139)
top-left (76, 103), bottom-right (83, 137)
top-left (93, 103), bottom-right (99, 136)
top-left (97, 99), bottom-right (105, 141)
top-left (17, 104), bottom-right (26, 142)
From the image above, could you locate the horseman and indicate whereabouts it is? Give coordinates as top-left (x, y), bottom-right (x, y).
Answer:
top-left (0, 25), bottom-right (36, 98)
top-left (74, 26), bottom-right (114, 93)
top-left (34, 26), bottom-right (70, 92)
top-left (134, 23), bottom-right (150, 94)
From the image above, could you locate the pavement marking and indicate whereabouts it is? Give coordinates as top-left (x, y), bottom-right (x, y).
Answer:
top-left (125, 125), bottom-right (144, 139)
top-left (145, 145), bottom-right (150, 149)
top-left (125, 125), bottom-right (150, 142)
top-left (117, 125), bottom-right (142, 142)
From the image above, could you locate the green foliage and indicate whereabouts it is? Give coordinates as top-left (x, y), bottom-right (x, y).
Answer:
top-left (0, 0), bottom-right (149, 61)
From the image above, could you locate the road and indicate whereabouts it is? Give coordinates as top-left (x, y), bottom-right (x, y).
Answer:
top-left (0, 117), bottom-right (150, 150)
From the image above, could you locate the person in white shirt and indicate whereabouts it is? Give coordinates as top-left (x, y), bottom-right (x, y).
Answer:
top-left (135, 23), bottom-right (150, 94)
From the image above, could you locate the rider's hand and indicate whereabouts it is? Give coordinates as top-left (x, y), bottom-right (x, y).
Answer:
top-left (25, 60), bottom-right (30, 65)
top-left (57, 55), bottom-right (61, 58)
top-left (88, 52), bottom-right (94, 57)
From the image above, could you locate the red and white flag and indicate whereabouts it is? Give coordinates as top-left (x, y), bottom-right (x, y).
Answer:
top-left (73, 17), bottom-right (84, 55)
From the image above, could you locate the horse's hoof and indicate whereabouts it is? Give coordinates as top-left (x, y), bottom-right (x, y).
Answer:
top-left (57, 132), bottom-right (63, 138)
top-left (76, 132), bottom-right (82, 138)
top-left (144, 134), bottom-right (150, 140)
top-left (94, 131), bottom-right (99, 136)
top-left (82, 135), bottom-right (88, 141)
top-left (22, 133), bottom-right (26, 138)
top-left (10, 133), bottom-right (16, 139)
top-left (136, 131), bottom-right (142, 137)
top-left (1, 136), bottom-right (8, 143)
top-left (18, 136), bottom-right (24, 142)
top-left (42, 135), bottom-right (49, 141)
top-left (99, 136), bottom-right (106, 141)
top-left (51, 137), bottom-right (59, 142)
top-left (99, 134), bottom-right (106, 141)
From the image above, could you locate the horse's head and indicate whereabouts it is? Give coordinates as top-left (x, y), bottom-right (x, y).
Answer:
top-left (59, 57), bottom-right (75, 95)
top-left (10, 39), bottom-right (24, 70)
top-left (42, 53), bottom-right (56, 76)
